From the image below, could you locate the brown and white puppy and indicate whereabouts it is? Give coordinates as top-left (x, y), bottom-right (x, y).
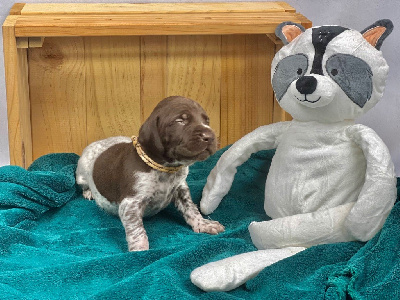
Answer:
top-left (76, 96), bottom-right (224, 251)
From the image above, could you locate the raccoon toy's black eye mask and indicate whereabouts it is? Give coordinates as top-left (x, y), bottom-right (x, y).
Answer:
top-left (272, 54), bottom-right (308, 101)
top-left (326, 54), bottom-right (373, 108)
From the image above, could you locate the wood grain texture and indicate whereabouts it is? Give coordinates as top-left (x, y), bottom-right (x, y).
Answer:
top-left (140, 36), bottom-right (168, 120)
top-left (220, 35), bottom-right (245, 147)
top-left (29, 37), bottom-right (87, 159)
top-left (28, 37), bottom-right (142, 158)
top-left (245, 35), bottom-right (275, 132)
top-left (29, 37), bottom-right (45, 48)
top-left (4, 2), bottom-right (311, 166)
top-left (220, 35), bottom-right (276, 147)
top-left (3, 16), bottom-right (32, 167)
top-left (16, 48), bottom-right (32, 167)
top-left (27, 35), bottom-right (222, 158)
top-left (9, 3), bottom-right (25, 15)
top-left (275, 1), bottom-right (296, 12)
top-left (20, 2), bottom-right (294, 15)
top-left (16, 37), bottom-right (29, 48)
top-left (14, 12), bottom-right (312, 37)
top-left (22, 33), bottom-right (290, 159)
top-left (84, 36), bottom-right (141, 143)
top-left (166, 35), bottom-right (221, 141)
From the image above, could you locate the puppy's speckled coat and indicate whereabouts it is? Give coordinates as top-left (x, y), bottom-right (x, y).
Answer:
top-left (76, 96), bottom-right (224, 251)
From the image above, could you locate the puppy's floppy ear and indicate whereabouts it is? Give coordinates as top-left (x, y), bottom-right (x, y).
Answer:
top-left (138, 112), bottom-right (165, 159)
top-left (275, 21), bottom-right (306, 45)
top-left (361, 19), bottom-right (393, 50)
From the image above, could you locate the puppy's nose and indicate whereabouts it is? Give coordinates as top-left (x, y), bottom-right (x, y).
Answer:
top-left (200, 131), bottom-right (215, 143)
top-left (296, 76), bottom-right (317, 95)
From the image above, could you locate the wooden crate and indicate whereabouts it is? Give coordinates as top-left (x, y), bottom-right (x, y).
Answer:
top-left (3, 2), bottom-right (311, 168)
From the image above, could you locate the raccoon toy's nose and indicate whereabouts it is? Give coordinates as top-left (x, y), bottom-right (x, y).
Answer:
top-left (296, 76), bottom-right (317, 95)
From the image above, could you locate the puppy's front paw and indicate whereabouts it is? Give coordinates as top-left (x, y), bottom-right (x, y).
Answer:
top-left (127, 235), bottom-right (149, 252)
top-left (193, 218), bottom-right (225, 235)
top-left (82, 189), bottom-right (93, 200)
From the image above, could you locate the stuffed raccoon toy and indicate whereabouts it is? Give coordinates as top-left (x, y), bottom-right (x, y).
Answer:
top-left (191, 20), bottom-right (396, 292)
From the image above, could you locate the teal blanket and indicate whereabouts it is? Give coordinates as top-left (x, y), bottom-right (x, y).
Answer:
top-left (0, 148), bottom-right (399, 299)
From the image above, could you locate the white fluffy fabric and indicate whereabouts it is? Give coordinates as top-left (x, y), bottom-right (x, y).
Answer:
top-left (191, 247), bottom-right (305, 292)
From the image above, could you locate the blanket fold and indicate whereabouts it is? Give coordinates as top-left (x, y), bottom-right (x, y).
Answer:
top-left (0, 149), bottom-right (399, 299)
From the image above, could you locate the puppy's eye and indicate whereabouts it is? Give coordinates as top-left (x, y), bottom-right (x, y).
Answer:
top-left (297, 68), bottom-right (303, 75)
top-left (331, 68), bottom-right (338, 76)
top-left (175, 119), bottom-right (186, 125)
top-left (175, 114), bottom-right (189, 125)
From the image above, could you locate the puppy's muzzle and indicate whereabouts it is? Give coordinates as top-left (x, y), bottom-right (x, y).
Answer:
top-left (195, 126), bottom-right (215, 142)
top-left (192, 126), bottom-right (217, 154)
top-left (199, 130), bottom-right (215, 144)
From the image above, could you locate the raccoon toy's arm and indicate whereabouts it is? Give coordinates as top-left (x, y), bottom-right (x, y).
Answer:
top-left (247, 124), bottom-right (397, 250)
top-left (344, 124), bottom-right (397, 241)
top-left (200, 122), bottom-right (292, 215)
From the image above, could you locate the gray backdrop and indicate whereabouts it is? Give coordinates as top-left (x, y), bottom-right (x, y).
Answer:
top-left (0, 0), bottom-right (399, 175)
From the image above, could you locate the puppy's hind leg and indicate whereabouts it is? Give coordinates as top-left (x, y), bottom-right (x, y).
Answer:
top-left (76, 156), bottom-right (94, 200)
top-left (75, 169), bottom-right (93, 200)
top-left (119, 197), bottom-right (149, 251)
top-left (82, 188), bottom-right (93, 200)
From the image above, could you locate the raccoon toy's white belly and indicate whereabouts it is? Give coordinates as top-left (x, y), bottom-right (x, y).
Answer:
top-left (265, 120), bottom-right (366, 218)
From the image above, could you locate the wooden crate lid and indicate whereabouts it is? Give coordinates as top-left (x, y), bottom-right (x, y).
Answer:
top-left (18, 2), bottom-right (297, 14)
top-left (10, 2), bottom-right (311, 37)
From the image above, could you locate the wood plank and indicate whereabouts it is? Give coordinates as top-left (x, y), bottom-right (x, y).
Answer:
top-left (84, 36), bottom-right (142, 144)
top-left (140, 36), bottom-right (168, 121)
top-left (29, 37), bottom-right (87, 159)
top-left (266, 33), bottom-right (283, 45)
top-left (244, 35), bottom-right (275, 132)
top-left (17, 37), bottom-right (45, 48)
top-left (3, 16), bottom-right (22, 165)
top-left (3, 16), bottom-right (32, 167)
top-left (10, 3), bottom-right (25, 15)
top-left (28, 37), bottom-right (45, 48)
top-left (294, 13), bottom-right (313, 29)
top-left (16, 47), bottom-right (32, 167)
top-left (166, 35), bottom-right (221, 142)
top-left (14, 12), bottom-right (311, 37)
top-left (16, 37), bottom-right (29, 48)
top-left (221, 35), bottom-right (246, 147)
top-left (20, 2), bottom-right (290, 15)
top-left (221, 35), bottom-right (276, 147)
top-left (276, 2), bottom-right (296, 13)
top-left (4, 2), bottom-right (311, 166)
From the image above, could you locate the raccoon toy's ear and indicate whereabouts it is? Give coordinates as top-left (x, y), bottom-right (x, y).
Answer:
top-left (361, 19), bottom-right (393, 50)
top-left (275, 21), bottom-right (306, 45)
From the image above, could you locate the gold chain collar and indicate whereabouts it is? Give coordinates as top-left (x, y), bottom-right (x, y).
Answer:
top-left (131, 136), bottom-right (184, 174)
